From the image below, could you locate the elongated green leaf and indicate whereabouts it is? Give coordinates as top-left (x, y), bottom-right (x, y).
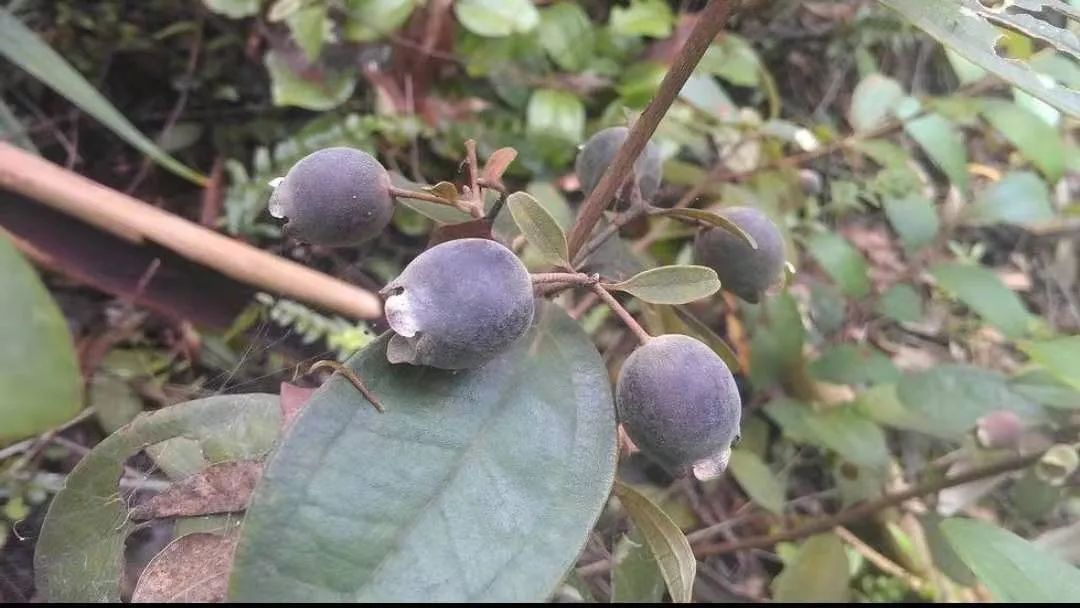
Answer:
top-left (805, 233), bottom-right (871, 298)
top-left (980, 99), bottom-right (1066, 181)
top-left (1022, 337), bottom-right (1080, 391)
top-left (904, 112), bottom-right (969, 191)
top-left (651, 207), bottom-right (757, 249)
top-left (883, 193), bottom-right (939, 250)
top-left (265, 50), bottom-right (357, 110)
top-left (203, 0), bottom-right (261, 18)
top-left (612, 532), bottom-right (666, 603)
top-left (610, 0), bottom-right (674, 39)
top-left (229, 304), bottom-right (617, 602)
top-left (849, 73), bottom-right (904, 132)
top-left (898, 364), bottom-right (1039, 435)
top-left (34, 394), bottom-right (280, 602)
top-left (971, 171), bottom-right (1054, 225)
top-left (772, 533), bottom-right (850, 602)
top-left (810, 344), bottom-right (900, 386)
top-left (879, 0), bottom-right (1080, 117)
top-left (931, 262), bottom-right (1035, 338)
top-left (538, 2), bottom-right (592, 72)
top-left (672, 305), bottom-right (740, 371)
top-left (0, 96), bottom-right (36, 152)
top-left (614, 481), bottom-right (696, 604)
top-left (942, 517), bottom-right (1080, 602)
top-left (0, 8), bottom-right (204, 184)
top-left (749, 293), bottom-right (805, 389)
top-left (765, 400), bottom-right (889, 469)
top-left (526, 88), bottom-right (585, 144)
top-left (344, 0), bottom-right (419, 42)
top-left (454, 0), bottom-right (539, 37)
top-left (608, 265), bottom-right (720, 305)
top-left (0, 233), bottom-right (81, 443)
top-left (878, 284), bottom-right (923, 323)
top-left (728, 450), bottom-right (785, 515)
top-left (507, 191), bottom-right (569, 266)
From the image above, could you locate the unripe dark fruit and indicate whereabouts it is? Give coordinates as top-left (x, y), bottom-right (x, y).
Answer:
top-left (575, 126), bottom-right (662, 206)
top-left (616, 334), bottom-right (742, 480)
top-left (268, 147), bottom-right (395, 246)
top-left (693, 207), bottom-right (785, 304)
top-left (382, 238), bottom-right (535, 370)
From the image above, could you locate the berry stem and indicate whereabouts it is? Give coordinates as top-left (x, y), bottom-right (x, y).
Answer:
top-left (308, 360), bottom-right (385, 413)
top-left (591, 284), bottom-right (652, 345)
top-left (530, 272), bottom-right (599, 286)
top-left (387, 186), bottom-right (476, 216)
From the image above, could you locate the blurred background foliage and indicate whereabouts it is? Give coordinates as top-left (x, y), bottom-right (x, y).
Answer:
top-left (1, 0), bottom-right (1079, 602)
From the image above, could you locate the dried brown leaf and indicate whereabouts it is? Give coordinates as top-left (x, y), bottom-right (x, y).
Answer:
top-left (132, 531), bottom-right (238, 603)
top-left (131, 460), bottom-right (262, 520)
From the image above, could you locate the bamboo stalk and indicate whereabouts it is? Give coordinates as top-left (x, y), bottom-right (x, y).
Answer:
top-left (0, 143), bottom-right (382, 320)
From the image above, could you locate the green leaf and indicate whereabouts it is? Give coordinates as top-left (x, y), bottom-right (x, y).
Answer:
top-left (728, 450), bottom-right (785, 515)
top-left (805, 233), bottom-right (871, 298)
top-left (930, 262), bottom-right (1034, 339)
top-left (526, 88), bottom-right (585, 144)
top-left (765, 400), bottom-right (889, 469)
top-left (1021, 337), bottom-right (1080, 391)
top-left (651, 207), bottom-right (758, 249)
top-left (970, 170), bottom-right (1054, 225)
top-left (941, 517), bottom-right (1080, 602)
top-left (772, 533), bottom-right (850, 602)
top-left (878, 283), bottom-right (923, 323)
top-left (614, 480), bottom-right (696, 604)
top-left (1011, 369), bottom-right (1080, 410)
top-left (0, 233), bottom-right (81, 443)
top-left (229, 304), bottom-right (617, 602)
top-left (810, 344), bottom-right (900, 386)
top-left (0, 96), bottom-right (36, 152)
top-left (203, 0), bottom-right (262, 18)
top-left (698, 35), bottom-right (762, 87)
top-left (507, 191), bottom-right (570, 266)
top-left (0, 8), bottom-right (205, 184)
top-left (980, 99), bottom-right (1065, 181)
top-left (883, 193), bottom-right (939, 250)
top-left (612, 532), bottom-right (666, 603)
top-left (454, 0), bottom-right (539, 37)
top-left (264, 50), bottom-right (357, 110)
top-left (609, 0), bottom-right (674, 38)
top-left (538, 2), bottom-right (592, 72)
top-left (608, 266), bottom-right (721, 305)
top-left (903, 112), bottom-right (969, 191)
top-left (344, 0), bottom-right (419, 42)
top-left (849, 73), bottom-right (904, 132)
top-left (879, 0), bottom-right (1080, 117)
top-left (286, 4), bottom-right (327, 62)
top-left (671, 305), bottom-right (741, 371)
top-left (34, 394), bottom-right (280, 601)
top-left (897, 364), bottom-right (1039, 435)
top-left (749, 293), bottom-right (805, 389)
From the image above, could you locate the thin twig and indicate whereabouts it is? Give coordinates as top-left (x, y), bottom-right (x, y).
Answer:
top-left (565, 0), bottom-right (733, 258)
top-left (572, 206), bottom-right (650, 268)
top-left (693, 450), bottom-right (1042, 557)
top-left (833, 525), bottom-right (927, 592)
top-left (591, 284), bottom-right (651, 345)
top-left (578, 448), bottom-right (1043, 575)
top-left (531, 272), bottom-right (599, 286)
top-left (308, 360), bottom-right (384, 413)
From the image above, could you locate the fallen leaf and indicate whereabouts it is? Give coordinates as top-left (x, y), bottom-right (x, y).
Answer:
top-left (131, 460), bottom-right (263, 520)
top-left (132, 531), bottom-right (238, 603)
